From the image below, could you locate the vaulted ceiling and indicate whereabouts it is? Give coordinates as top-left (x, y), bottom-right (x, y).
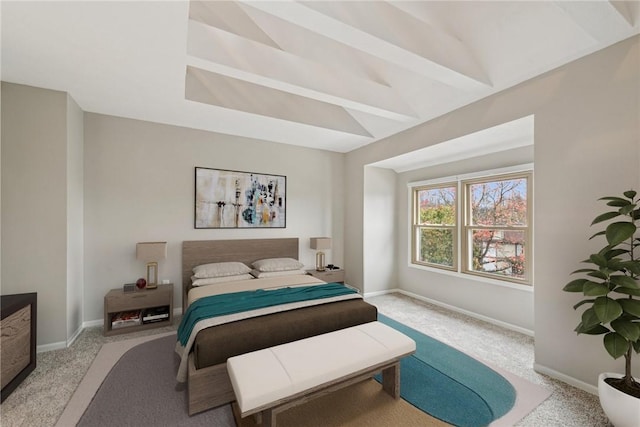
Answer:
top-left (2, 1), bottom-right (639, 153)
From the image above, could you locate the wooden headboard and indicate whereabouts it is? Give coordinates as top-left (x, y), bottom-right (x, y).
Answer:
top-left (181, 238), bottom-right (299, 311)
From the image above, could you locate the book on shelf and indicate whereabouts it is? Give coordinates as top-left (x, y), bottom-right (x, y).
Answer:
top-left (142, 306), bottom-right (170, 324)
top-left (111, 310), bottom-right (142, 329)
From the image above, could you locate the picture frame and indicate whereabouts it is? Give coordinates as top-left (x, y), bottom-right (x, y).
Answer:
top-left (194, 167), bottom-right (286, 229)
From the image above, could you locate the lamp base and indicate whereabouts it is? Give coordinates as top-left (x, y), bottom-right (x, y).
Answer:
top-left (315, 252), bottom-right (326, 271)
top-left (146, 262), bottom-right (158, 289)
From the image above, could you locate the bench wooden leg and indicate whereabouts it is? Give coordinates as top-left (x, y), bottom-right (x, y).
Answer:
top-left (381, 362), bottom-right (400, 399)
top-left (262, 408), bottom-right (276, 427)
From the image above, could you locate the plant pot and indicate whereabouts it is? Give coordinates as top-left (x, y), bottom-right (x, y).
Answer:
top-left (598, 372), bottom-right (640, 427)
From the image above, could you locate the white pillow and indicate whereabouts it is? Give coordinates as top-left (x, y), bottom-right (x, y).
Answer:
top-left (191, 274), bottom-right (254, 287)
top-left (250, 269), bottom-right (307, 278)
top-left (192, 261), bottom-right (251, 279)
top-left (252, 257), bottom-right (304, 272)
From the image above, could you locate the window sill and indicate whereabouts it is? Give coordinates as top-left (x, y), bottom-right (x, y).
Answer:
top-left (408, 263), bottom-right (533, 292)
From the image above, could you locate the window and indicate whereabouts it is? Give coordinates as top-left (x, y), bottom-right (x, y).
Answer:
top-left (412, 184), bottom-right (457, 269)
top-left (411, 168), bottom-right (532, 286)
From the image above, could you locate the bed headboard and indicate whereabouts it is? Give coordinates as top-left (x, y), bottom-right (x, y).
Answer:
top-left (181, 238), bottom-right (299, 310)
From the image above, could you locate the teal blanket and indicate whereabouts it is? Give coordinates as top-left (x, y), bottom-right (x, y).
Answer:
top-left (177, 283), bottom-right (356, 346)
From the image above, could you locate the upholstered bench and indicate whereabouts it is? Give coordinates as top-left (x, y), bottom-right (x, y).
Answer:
top-left (227, 321), bottom-right (416, 427)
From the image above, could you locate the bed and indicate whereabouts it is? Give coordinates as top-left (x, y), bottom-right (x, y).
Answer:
top-left (179, 238), bottom-right (378, 415)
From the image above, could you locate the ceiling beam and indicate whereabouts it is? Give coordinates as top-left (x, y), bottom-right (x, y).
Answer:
top-left (552, 1), bottom-right (634, 43)
top-left (241, 0), bottom-right (492, 91)
top-left (189, 0), bottom-right (280, 49)
top-left (187, 19), bottom-right (417, 122)
top-left (185, 66), bottom-right (373, 137)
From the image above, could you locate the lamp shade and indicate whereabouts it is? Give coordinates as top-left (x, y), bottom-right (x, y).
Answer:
top-left (136, 242), bottom-right (167, 262)
top-left (310, 237), bottom-right (332, 250)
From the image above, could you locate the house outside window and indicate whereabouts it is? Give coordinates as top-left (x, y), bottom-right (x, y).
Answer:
top-left (411, 167), bottom-right (533, 286)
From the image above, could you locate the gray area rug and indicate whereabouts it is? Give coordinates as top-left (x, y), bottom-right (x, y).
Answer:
top-left (77, 333), bottom-right (235, 426)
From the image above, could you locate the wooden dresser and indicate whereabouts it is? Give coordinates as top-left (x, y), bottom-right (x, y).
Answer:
top-left (1, 293), bottom-right (37, 402)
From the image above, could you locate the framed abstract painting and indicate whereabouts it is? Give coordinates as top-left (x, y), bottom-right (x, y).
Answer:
top-left (194, 167), bottom-right (286, 229)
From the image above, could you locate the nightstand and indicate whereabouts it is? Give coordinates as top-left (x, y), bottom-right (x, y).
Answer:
top-left (103, 284), bottom-right (173, 336)
top-left (306, 268), bottom-right (345, 283)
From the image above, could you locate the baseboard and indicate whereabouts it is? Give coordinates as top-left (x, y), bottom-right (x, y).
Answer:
top-left (534, 363), bottom-right (598, 396)
top-left (367, 288), bottom-right (534, 337)
top-left (37, 341), bottom-right (68, 353)
top-left (363, 288), bottom-right (400, 298)
top-left (38, 308), bottom-right (182, 353)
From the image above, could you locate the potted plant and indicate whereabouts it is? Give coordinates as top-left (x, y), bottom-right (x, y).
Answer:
top-left (563, 190), bottom-right (640, 426)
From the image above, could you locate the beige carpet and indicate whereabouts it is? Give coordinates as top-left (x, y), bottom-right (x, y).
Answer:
top-left (236, 379), bottom-right (450, 427)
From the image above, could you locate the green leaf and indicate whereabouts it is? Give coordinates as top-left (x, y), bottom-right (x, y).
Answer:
top-left (587, 270), bottom-right (608, 280)
top-left (618, 299), bottom-right (640, 317)
top-left (619, 204), bottom-right (636, 215)
top-left (563, 279), bottom-right (587, 292)
top-left (589, 253), bottom-right (608, 268)
top-left (581, 307), bottom-right (602, 330)
top-left (616, 287), bottom-right (640, 297)
top-left (633, 340), bottom-right (640, 353)
top-left (602, 197), bottom-right (632, 207)
top-left (611, 319), bottom-right (640, 341)
top-left (577, 324), bottom-right (609, 335)
top-left (607, 259), bottom-right (625, 271)
top-left (571, 268), bottom-right (597, 274)
top-left (594, 297), bottom-right (623, 323)
top-left (603, 249), bottom-right (628, 259)
top-left (604, 332), bottom-right (630, 359)
top-left (606, 222), bottom-right (636, 246)
top-left (592, 211), bottom-right (621, 225)
top-left (623, 190), bottom-right (637, 199)
top-left (573, 299), bottom-right (595, 310)
top-left (620, 261), bottom-right (640, 275)
top-left (610, 275), bottom-right (639, 289)
top-left (584, 281), bottom-right (610, 296)
top-left (589, 230), bottom-right (606, 240)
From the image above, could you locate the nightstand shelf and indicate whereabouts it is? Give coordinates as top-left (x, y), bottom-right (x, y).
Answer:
top-left (103, 284), bottom-right (173, 336)
top-left (306, 268), bottom-right (345, 283)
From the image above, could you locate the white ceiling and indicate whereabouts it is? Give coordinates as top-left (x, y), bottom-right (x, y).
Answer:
top-left (2, 1), bottom-right (639, 154)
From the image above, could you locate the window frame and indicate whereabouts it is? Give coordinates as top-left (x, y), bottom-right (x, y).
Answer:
top-left (411, 183), bottom-right (458, 271)
top-left (409, 165), bottom-right (533, 287)
top-left (461, 172), bottom-right (533, 285)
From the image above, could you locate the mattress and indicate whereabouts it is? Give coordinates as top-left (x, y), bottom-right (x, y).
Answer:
top-left (193, 298), bottom-right (378, 369)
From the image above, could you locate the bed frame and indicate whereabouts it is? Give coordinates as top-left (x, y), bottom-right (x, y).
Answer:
top-left (181, 238), bottom-right (299, 414)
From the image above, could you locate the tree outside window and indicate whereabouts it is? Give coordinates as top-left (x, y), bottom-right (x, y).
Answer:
top-left (465, 175), bottom-right (531, 283)
top-left (413, 185), bottom-right (456, 269)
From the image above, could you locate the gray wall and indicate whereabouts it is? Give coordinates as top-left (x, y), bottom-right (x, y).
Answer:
top-left (1, 88), bottom-right (345, 348)
top-left (66, 95), bottom-right (84, 342)
top-left (345, 35), bottom-right (640, 390)
top-left (363, 166), bottom-right (397, 294)
top-left (1, 83), bottom-right (83, 347)
top-left (82, 113), bottom-right (345, 326)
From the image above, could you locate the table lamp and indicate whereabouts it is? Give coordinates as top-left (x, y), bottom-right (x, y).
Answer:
top-left (136, 242), bottom-right (167, 289)
top-left (310, 237), bottom-right (331, 271)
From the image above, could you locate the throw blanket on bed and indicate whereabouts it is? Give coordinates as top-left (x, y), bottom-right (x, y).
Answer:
top-left (175, 283), bottom-right (362, 382)
top-left (178, 283), bottom-right (356, 346)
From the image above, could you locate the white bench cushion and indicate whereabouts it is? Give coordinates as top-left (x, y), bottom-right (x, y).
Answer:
top-left (227, 321), bottom-right (416, 414)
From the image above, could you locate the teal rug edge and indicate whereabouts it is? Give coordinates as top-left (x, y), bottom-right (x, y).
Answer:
top-left (377, 314), bottom-right (516, 427)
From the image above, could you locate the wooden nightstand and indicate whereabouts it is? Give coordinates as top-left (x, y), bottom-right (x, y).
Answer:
top-left (103, 284), bottom-right (173, 336)
top-left (306, 268), bottom-right (345, 283)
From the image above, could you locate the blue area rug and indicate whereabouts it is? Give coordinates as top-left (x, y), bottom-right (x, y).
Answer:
top-left (376, 314), bottom-right (516, 427)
